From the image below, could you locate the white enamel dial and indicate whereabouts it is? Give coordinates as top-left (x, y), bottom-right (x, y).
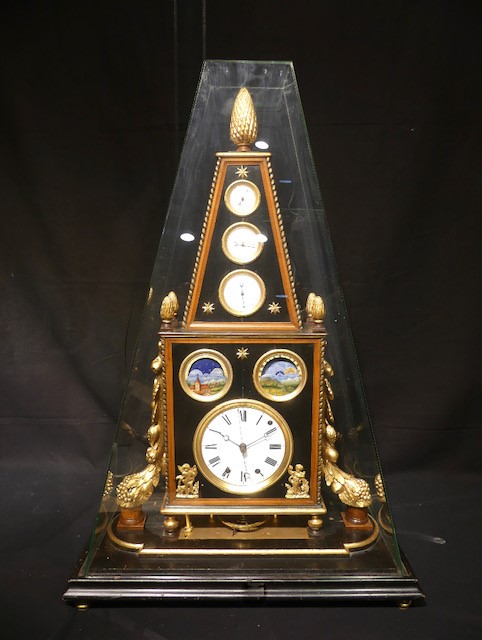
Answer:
top-left (193, 399), bottom-right (293, 494)
top-left (218, 269), bottom-right (266, 317)
top-left (222, 222), bottom-right (264, 265)
top-left (224, 180), bottom-right (261, 216)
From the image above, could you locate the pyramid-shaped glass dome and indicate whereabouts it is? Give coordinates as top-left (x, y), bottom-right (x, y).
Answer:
top-left (65, 61), bottom-right (422, 604)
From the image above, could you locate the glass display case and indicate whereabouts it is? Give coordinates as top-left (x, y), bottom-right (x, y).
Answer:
top-left (64, 60), bottom-right (423, 604)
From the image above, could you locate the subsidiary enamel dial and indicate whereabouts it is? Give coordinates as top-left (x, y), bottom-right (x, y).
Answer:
top-left (222, 222), bottom-right (265, 264)
top-left (218, 269), bottom-right (266, 316)
top-left (224, 180), bottom-right (261, 216)
top-left (193, 399), bottom-right (293, 495)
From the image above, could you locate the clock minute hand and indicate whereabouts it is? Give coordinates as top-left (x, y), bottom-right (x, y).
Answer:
top-left (246, 430), bottom-right (273, 449)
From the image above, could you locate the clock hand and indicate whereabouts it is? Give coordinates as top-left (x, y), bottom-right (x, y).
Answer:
top-left (246, 435), bottom-right (266, 449)
top-left (239, 282), bottom-right (245, 308)
top-left (246, 428), bottom-right (276, 449)
top-left (233, 241), bottom-right (256, 249)
top-left (209, 428), bottom-right (248, 458)
top-left (208, 428), bottom-right (241, 448)
top-left (235, 413), bottom-right (248, 458)
top-left (242, 453), bottom-right (251, 483)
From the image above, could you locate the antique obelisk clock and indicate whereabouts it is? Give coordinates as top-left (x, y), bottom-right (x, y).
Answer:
top-left (64, 61), bottom-right (423, 604)
top-left (115, 87), bottom-right (372, 537)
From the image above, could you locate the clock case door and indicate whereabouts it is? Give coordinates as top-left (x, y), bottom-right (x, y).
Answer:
top-left (64, 60), bottom-right (423, 604)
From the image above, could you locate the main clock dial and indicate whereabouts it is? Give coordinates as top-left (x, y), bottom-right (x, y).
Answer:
top-left (224, 180), bottom-right (261, 216)
top-left (218, 269), bottom-right (266, 316)
top-left (193, 399), bottom-right (293, 495)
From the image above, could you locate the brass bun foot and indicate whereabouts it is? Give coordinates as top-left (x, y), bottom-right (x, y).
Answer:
top-left (341, 507), bottom-right (373, 530)
top-left (307, 514), bottom-right (323, 536)
top-left (398, 599), bottom-right (412, 610)
top-left (163, 515), bottom-right (180, 536)
top-left (117, 507), bottom-right (146, 531)
top-left (76, 604), bottom-right (89, 610)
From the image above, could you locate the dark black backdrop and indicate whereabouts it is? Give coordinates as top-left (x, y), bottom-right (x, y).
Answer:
top-left (1, 1), bottom-right (481, 638)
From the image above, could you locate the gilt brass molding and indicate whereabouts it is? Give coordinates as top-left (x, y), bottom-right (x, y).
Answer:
top-left (115, 335), bottom-right (167, 509)
top-left (182, 157), bottom-right (221, 328)
top-left (106, 514), bottom-right (378, 556)
top-left (266, 157), bottom-right (302, 328)
top-left (320, 357), bottom-right (372, 509)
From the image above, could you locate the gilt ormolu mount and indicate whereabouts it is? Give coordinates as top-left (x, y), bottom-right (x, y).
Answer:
top-left (64, 61), bottom-right (423, 605)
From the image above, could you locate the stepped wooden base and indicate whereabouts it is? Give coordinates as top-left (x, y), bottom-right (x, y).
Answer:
top-left (64, 511), bottom-right (424, 605)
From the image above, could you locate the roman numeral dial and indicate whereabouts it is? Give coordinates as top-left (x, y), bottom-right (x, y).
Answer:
top-left (193, 399), bottom-right (294, 495)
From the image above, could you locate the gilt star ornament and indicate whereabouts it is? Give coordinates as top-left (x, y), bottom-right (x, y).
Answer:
top-left (268, 302), bottom-right (281, 314)
top-left (202, 302), bottom-right (215, 314)
top-left (235, 166), bottom-right (249, 178)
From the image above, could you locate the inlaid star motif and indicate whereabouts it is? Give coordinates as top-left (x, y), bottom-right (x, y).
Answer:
top-left (268, 302), bottom-right (281, 314)
top-left (235, 165), bottom-right (249, 178)
top-left (202, 302), bottom-right (215, 314)
top-left (236, 347), bottom-right (249, 359)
